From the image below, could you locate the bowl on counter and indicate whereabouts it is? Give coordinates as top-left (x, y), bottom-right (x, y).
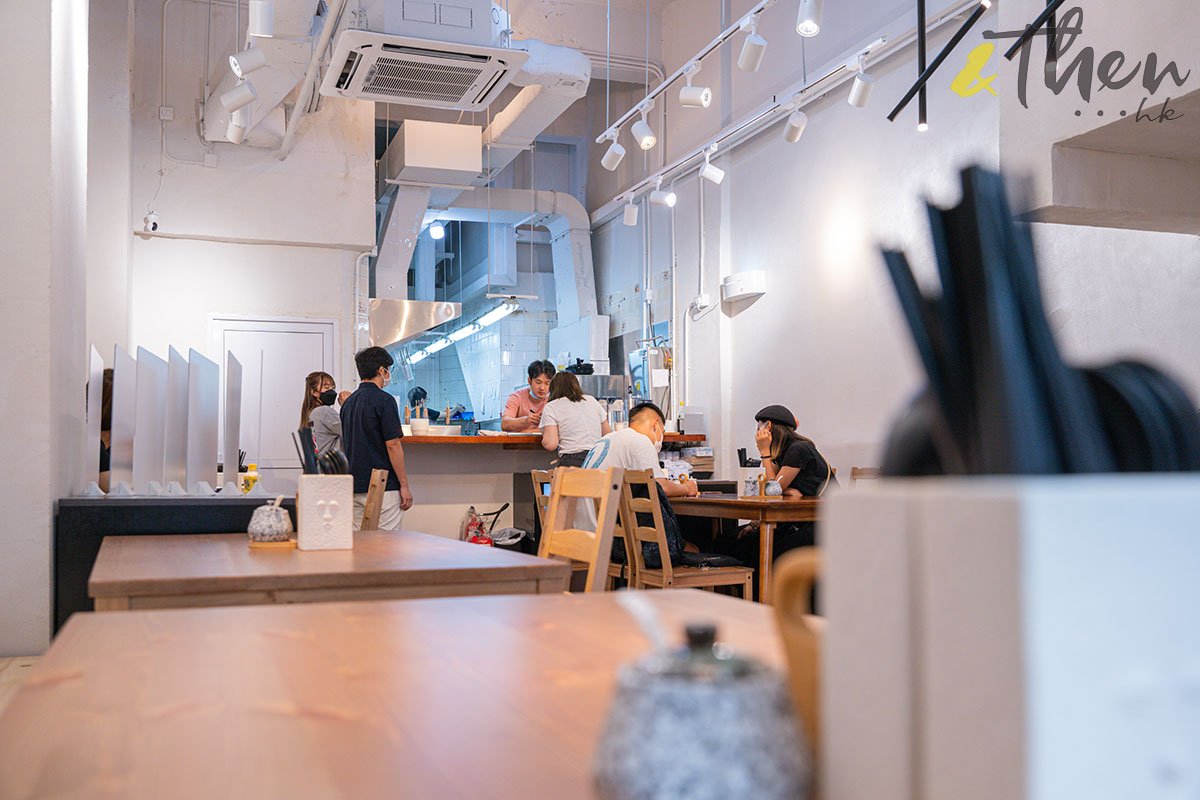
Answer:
top-left (410, 418), bottom-right (431, 435)
top-left (426, 425), bottom-right (462, 436)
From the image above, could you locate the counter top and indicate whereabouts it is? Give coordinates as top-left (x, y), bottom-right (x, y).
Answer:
top-left (401, 433), bottom-right (706, 447)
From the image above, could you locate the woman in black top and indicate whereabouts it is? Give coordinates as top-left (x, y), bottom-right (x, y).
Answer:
top-left (713, 404), bottom-right (836, 579)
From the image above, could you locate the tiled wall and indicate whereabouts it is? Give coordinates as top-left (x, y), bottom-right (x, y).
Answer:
top-left (456, 308), bottom-right (558, 424)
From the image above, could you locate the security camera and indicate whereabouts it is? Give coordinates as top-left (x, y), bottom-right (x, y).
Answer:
top-left (144, 212), bottom-right (159, 233)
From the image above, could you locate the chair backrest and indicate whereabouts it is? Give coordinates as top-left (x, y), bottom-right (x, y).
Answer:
top-left (772, 547), bottom-right (823, 755)
top-left (530, 469), bottom-right (554, 528)
top-left (360, 469), bottom-right (388, 530)
top-left (849, 466), bottom-right (881, 487)
top-left (539, 467), bottom-right (624, 592)
top-left (619, 469), bottom-right (673, 584)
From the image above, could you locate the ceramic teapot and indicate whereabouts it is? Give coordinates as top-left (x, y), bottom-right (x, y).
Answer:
top-left (593, 623), bottom-right (811, 800)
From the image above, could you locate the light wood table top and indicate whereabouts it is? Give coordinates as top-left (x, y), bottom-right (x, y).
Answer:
top-left (670, 494), bottom-right (821, 603)
top-left (88, 530), bottom-right (571, 610)
top-left (0, 590), bottom-right (782, 800)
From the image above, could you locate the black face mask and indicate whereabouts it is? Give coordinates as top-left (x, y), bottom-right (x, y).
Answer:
top-left (319, 389), bottom-right (338, 406)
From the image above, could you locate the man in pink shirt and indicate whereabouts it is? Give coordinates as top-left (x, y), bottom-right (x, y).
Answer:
top-left (501, 360), bottom-right (556, 432)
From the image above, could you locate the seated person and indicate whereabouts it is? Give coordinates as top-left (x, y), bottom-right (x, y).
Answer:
top-left (501, 360), bottom-right (555, 433)
top-left (407, 386), bottom-right (465, 424)
top-left (715, 403), bottom-right (837, 567)
top-left (540, 372), bottom-right (611, 467)
top-left (579, 402), bottom-right (704, 568)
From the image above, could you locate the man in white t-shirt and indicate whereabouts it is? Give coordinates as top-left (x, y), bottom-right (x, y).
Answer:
top-left (575, 402), bottom-right (698, 531)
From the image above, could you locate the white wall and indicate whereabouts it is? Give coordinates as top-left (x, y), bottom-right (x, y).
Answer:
top-left (590, 0), bottom-right (1200, 480)
top-left (0, 0), bottom-right (88, 655)
top-left (118, 0), bottom-right (375, 387)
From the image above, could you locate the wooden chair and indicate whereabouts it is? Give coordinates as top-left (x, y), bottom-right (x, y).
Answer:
top-left (620, 469), bottom-right (755, 599)
top-left (538, 467), bottom-right (624, 593)
top-left (849, 467), bottom-right (881, 487)
top-left (772, 547), bottom-right (823, 755)
top-left (532, 469), bottom-right (632, 589)
top-left (359, 469), bottom-right (388, 531)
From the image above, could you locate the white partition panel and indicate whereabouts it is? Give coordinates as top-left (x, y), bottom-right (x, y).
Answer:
top-left (223, 352), bottom-right (243, 480)
top-left (85, 346), bottom-right (104, 487)
top-left (163, 346), bottom-right (189, 487)
top-left (109, 345), bottom-right (137, 487)
top-left (186, 349), bottom-right (219, 491)
top-left (132, 347), bottom-right (168, 492)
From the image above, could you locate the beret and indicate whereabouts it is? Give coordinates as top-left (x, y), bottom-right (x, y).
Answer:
top-left (754, 404), bottom-right (796, 428)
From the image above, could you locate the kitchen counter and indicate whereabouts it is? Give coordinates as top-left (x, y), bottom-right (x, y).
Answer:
top-left (402, 433), bottom-right (705, 448)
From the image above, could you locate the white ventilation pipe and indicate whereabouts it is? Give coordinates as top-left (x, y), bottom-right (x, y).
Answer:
top-left (475, 39), bottom-right (591, 184)
top-left (276, 0), bottom-right (349, 159)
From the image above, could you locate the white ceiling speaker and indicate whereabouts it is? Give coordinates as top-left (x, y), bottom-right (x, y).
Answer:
top-left (229, 46), bottom-right (268, 78)
top-left (623, 200), bottom-right (639, 226)
top-left (601, 138), bottom-right (626, 170)
top-left (679, 63), bottom-right (711, 108)
top-left (796, 0), bottom-right (822, 37)
top-left (650, 178), bottom-right (677, 208)
top-left (700, 149), bottom-right (725, 185)
top-left (631, 113), bottom-right (656, 150)
top-left (738, 19), bottom-right (768, 72)
top-left (249, 0), bottom-right (274, 37)
top-left (783, 109), bottom-right (808, 142)
top-left (849, 71), bottom-right (876, 108)
top-left (220, 81), bottom-right (257, 112)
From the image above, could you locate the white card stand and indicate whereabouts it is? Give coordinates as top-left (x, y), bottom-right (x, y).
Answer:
top-left (194, 481), bottom-right (217, 497)
top-left (219, 481), bottom-right (242, 497)
top-left (244, 482), bottom-right (270, 498)
top-left (297, 475), bottom-right (353, 551)
top-left (78, 482), bottom-right (106, 498)
top-left (164, 481), bottom-right (189, 496)
top-left (822, 476), bottom-right (1200, 800)
top-left (143, 481), bottom-right (166, 497)
top-left (107, 482), bottom-right (135, 497)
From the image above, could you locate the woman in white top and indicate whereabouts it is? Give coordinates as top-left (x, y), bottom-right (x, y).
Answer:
top-left (540, 372), bottom-right (612, 467)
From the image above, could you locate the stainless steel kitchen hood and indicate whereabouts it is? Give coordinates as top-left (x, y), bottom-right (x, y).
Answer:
top-left (368, 299), bottom-right (461, 349)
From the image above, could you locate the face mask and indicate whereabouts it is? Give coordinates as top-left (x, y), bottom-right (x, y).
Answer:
top-left (530, 385), bottom-right (548, 400)
top-left (319, 389), bottom-right (337, 406)
top-left (654, 429), bottom-right (664, 452)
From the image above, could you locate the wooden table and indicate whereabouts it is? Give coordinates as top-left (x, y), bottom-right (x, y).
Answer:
top-left (670, 494), bottom-right (821, 603)
top-left (0, 590), bottom-right (783, 799)
top-left (88, 530), bottom-right (571, 611)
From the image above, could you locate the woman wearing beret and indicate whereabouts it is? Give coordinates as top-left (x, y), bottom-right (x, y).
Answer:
top-left (714, 404), bottom-right (836, 579)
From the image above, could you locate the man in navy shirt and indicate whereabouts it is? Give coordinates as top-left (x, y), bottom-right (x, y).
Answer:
top-left (340, 347), bottom-right (413, 529)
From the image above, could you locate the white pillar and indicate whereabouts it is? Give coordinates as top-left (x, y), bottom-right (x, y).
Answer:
top-left (0, 0), bottom-right (89, 654)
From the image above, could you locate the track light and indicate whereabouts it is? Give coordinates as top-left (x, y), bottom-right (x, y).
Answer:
top-left (649, 178), bottom-right (677, 208)
top-left (220, 81), bottom-right (257, 112)
top-left (229, 46), bottom-right (268, 78)
top-left (679, 63), bottom-right (711, 108)
top-left (601, 137), bottom-right (626, 171)
top-left (783, 109), bottom-right (808, 143)
top-left (429, 222), bottom-right (445, 240)
top-left (848, 58), bottom-right (876, 108)
top-left (623, 200), bottom-right (639, 226)
top-left (700, 149), bottom-right (725, 185)
top-left (796, 0), bottom-right (822, 37)
top-left (227, 106), bottom-right (251, 144)
top-left (738, 19), bottom-right (768, 72)
top-left (248, 0), bottom-right (274, 37)
top-left (631, 112), bottom-right (656, 150)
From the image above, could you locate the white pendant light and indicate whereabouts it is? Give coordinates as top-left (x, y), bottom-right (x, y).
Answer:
top-left (796, 0), bottom-right (822, 37)
top-left (738, 19), bottom-right (768, 72)
top-left (229, 46), bottom-right (268, 78)
top-left (700, 149), bottom-right (725, 185)
top-left (783, 109), bottom-right (808, 143)
top-left (601, 138), bottom-right (626, 171)
top-left (679, 63), bottom-right (711, 108)
top-left (623, 200), bottom-right (639, 226)
top-left (631, 112), bottom-right (656, 150)
top-left (429, 222), bottom-right (445, 240)
top-left (220, 81), bottom-right (257, 112)
top-left (248, 0), bottom-right (274, 37)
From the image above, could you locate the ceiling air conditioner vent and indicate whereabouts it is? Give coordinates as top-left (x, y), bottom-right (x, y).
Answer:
top-left (319, 30), bottom-right (529, 111)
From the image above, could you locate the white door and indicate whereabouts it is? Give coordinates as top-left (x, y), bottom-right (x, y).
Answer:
top-left (209, 316), bottom-right (338, 493)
